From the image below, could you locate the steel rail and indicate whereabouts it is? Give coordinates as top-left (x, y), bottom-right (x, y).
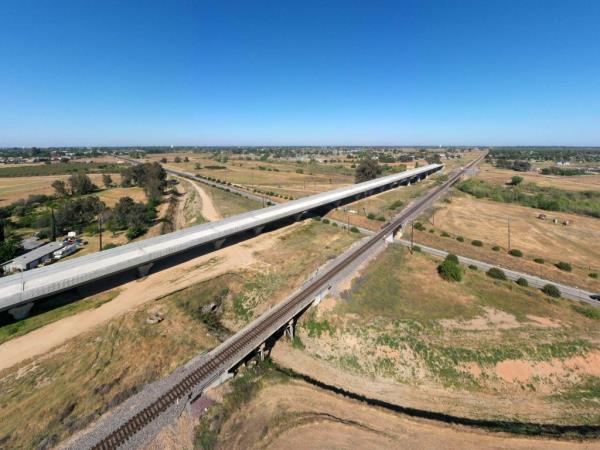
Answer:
top-left (90, 155), bottom-right (484, 449)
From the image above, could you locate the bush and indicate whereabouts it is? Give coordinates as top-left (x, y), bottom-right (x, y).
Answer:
top-left (429, 229), bottom-right (435, 233)
top-left (103, 243), bottom-right (118, 250)
top-left (456, 236), bottom-right (465, 242)
top-left (468, 264), bottom-right (478, 270)
top-left (508, 249), bottom-right (523, 257)
top-left (542, 284), bottom-right (561, 298)
top-left (438, 258), bottom-right (463, 282)
top-left (534, 258), bottom-right (545, 264)
top-left (350, 226), bottom-right (360, 233)
top-left (589, 272), bottom-right (599, 279)
top-left (413, 222), bottom-right (426, 231)
top-left (516, 277), bottom-right (529, 287)
top-left (376, 216), bottom-right (385, 222)
top-left (126, 225), bottom-right (147, 240)
top-left (367, 213), bottom-right (376, 220)
top-left (487, 267), bottom-right (507, 281)
top-left (412, 245), bottom-right (422, 252)
top-left (445, 254), bottom-right (459, 265)
top-left (441, 231), bottom-right (450, 237)
top-left (322, 218), bottom-right (330, 224)
top-left (492, 245), bottom-right (501, 251)
top-left (556, 261), bottom-right (572, 272)
top-left (312, 216), bottom-right (321, 222)
top-left (471, 240), bottom-right (483, 247)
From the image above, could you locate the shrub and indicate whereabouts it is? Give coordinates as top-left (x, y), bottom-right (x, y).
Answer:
top-left (367, 213), bottom-right (376, 220)
top-left (468, 264), bottom-right (478, 270)
top-left (438, 258), bottom-right (463, 282)
top-left (413, 222), bottom-right (426, 231)
top-left (508, 249), bottom-right (523, 257)
top-left (441, 231), bottom-right (450, 237)
top-left (389, 200), bottom-right (404, 210)
top-left (556, 261), bottom-right (572, 272)
top-left (542, 284), bottom-right (561, 298)
top-left (511, 175), bottom-right (524, 186)
top-left (350, 226), bottom-right (360, 233)
top-left (492, 245), bottom-right (501, 251)
top-left (456, 236), bottom-right (465, 242)
top-left (322, 218), bottom-right (330, 224)
top-left (331, 222), bottom-right (338, 227)
top-left (376, 216), bottom-right (385, 222)
top-left (534, 258), bottom-right (545, 264)
top-left (126, 225), bottom-right (147, 240)
top-left (516, 277), bottom-right (529, 287)
top-left (312, 216), bottom-right (321, 222)
top-left (589, 272), bottom-right (599, 279)
top-left (471, 240), bottom-right (483, 247)
top-left (103, 243), bottom-right (118, 250)
top-left (487, 267), bottom-right (507, 281)
top-left (412, 245), bottom-right (422, 252)
top-left (445, 254), bottom-right (459, 265)
top-left (429, 229), bottom-right (435, 233)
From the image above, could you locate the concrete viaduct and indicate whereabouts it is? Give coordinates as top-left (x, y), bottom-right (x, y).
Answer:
top-left (0, 163), bottom-right (442, 319)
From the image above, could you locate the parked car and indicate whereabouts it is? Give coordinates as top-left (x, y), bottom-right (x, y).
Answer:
top-left (53, 244), bottom-right (77, 260)
top-left (590, 294), bottom-right (600, 301)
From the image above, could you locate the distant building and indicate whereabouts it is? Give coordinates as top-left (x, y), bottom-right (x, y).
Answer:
top-left (21, 236), bottom-right (44, 252)
top-left (1, 242), bottom-right (64, 273)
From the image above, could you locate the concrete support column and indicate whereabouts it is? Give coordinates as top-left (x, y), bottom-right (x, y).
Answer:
top-left (258, 343), bottom-right (266, 361)
top-left (8, 302), bottom-right (34, 320)
top-left (214, 238), bottom-right (226, 249)
top-left (137, 263), bottom-right (153, 278)
top-left (253, 226), bottom-right (264, 236)
top-left (285, 319), bottom-right (295, 340)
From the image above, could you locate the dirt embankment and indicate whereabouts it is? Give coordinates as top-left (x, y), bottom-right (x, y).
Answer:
top-left (0, 230), bottom-right (281, 371)
top-left (199, 375), bottom-right (590, 450)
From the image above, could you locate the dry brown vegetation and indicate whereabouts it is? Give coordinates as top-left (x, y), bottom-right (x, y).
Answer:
top-left (280, 245), bottom-right (600, 426)
top-left (415, 195), bottom-right (600, 290)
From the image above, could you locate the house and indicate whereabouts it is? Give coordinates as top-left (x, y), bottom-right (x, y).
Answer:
top-left (1, 242), bottom-right (64, 273)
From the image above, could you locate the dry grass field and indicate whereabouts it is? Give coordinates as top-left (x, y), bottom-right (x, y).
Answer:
top-left (0, 173), bottom-right (121, 206)
top-left (420, 195), bottom-right (600, 285)
top-left (477, 163), bottom-right (600, 191)
top-left (279, 245), bottom-right (600, 427)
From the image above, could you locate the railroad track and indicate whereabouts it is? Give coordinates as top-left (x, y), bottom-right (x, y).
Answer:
top-left (91, 154), bottom-right (484, 449)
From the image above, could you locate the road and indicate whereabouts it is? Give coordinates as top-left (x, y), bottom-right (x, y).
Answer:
top-left (75, 155), bottom-right (483, 449)
top-left (395, 239), bottom-right (599, 307)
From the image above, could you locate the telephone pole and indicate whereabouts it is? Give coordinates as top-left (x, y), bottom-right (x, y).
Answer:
top-left (98, 214), bottom-right (103, 251)
top-left (50, 207), bottom-right (56, 242)
top-left (507, 217), bottom-right (511, 250)
top-left (410, 220), bottom-right (414, 254)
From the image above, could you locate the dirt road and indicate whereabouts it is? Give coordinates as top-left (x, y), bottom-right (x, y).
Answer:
top-left (0, 230), bottom-right (281, 371)
top-left (188, 180), bottom-right (221, 221)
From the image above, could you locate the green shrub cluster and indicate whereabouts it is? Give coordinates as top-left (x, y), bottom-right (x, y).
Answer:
top-left (556, 261), bottom-right (572, 272)
top-left (437, 254), bottom-right (463, 282)
top-left (508, 249), bottom-right (523, 257)
top-left (471, 239), bottom-right (483, 247)
top-left (542, 284), bottom-right (561, 298)
top-left (487, 267), bottom-right (507, 281)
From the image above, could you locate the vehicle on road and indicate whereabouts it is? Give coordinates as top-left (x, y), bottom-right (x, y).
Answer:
top-left (53, 244), bottom-right (77, 260)
top-left (590, 294), bottom-right (600, 301)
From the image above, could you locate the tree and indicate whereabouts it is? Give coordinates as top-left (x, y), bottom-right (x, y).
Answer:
top-left (511, 176), bottom-right (523, 186)
top-left (542, 284), bottom-right (561, 298)
top-left (121, 162), bottom-right (167, 202)
top-left (355, 158), bottom-right (382, 183)
top-left (183, 156), bottom-right (189, 162)
top-left (102, 174), bottom-right (113, 188)
top-left (516, 277), bottom-right (529, 287)
top-left (55, 197), bottom-right (105, 233)
top-left (0, 237), bottom-right (20, 264)
top-left (437, 254), bottom-right (463, 282)
top-left (487, 267), bottom-right (507, 280)
top-left (52, 179), bottom-right (68, 196)
top-left (108, 196), bottom-right (153, 236)
top-left (160, 158), bottom-right (168, 163)
top-left (68, 173), bottom-right (96, 195)
top-left (174, 156), bottom-right (182, 163)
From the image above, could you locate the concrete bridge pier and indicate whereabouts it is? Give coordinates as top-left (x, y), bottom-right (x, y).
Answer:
top-left (285, 319), bottom-right (295, 340)
top-left (214, 239), bottom-right (226, 249)
top-left (258, 342), bottom-right (266, 361)
top-left (253, 226), bottom-right (264, 236)
top-left (137, 263), bottom-right (153, 277)
top-left (8, 302), bottom-right (34, 320)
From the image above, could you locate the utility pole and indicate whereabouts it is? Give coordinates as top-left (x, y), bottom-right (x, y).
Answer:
top-left (50, 207), bottom-right (56, 242)
top-left (507, 217), bottom-right (511, 250)
top-left (98, 214), bottom-right (103, 251)
top-left (410, 220), bottom-right (414, 254)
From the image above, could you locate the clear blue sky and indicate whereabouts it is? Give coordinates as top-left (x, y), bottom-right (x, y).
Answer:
top-left (1, 0), bottom-right (599, 146)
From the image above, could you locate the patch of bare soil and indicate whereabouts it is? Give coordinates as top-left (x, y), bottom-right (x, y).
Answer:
top-left (215, 378), bottom-right (588, 450)
top-left (495, 350), bottom-right (600, 383)
top-left (440, 307), bottom-right (520, 331)
top-left (0, 229), bottom-right (284, 371)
